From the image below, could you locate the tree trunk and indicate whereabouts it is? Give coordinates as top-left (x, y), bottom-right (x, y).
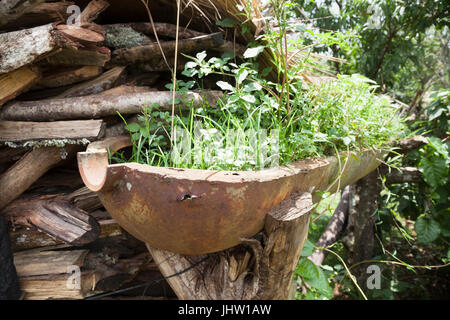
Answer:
top-left (147, 192), bottom-right (313, 300)
top-left (342, 170), bottom-right (380, 270)
top-left (309, 186), bottom-right (351, 266)
top-left (1, 90), bottom-right (223, 121)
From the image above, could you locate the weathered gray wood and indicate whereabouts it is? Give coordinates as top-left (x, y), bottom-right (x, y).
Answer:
top-left (0, 24), bottom-right (67, 74)
top-left (0, 120), bottom-right (105, 143)
top-left (3, 195), bottom-right (100, 246)
top-left (1, 90), bottom-right (223, 121)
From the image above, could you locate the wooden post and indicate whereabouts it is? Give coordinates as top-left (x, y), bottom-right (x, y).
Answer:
top-left (147, 192), bottom-right (313, 300)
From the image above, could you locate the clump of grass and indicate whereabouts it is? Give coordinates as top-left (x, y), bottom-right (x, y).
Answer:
top-left (113, 53), bottom-right (406, 171)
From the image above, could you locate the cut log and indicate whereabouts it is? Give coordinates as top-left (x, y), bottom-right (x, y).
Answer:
top-left (111, 32), bottom-right (225, 64)
top-left (56, 24), bottom-right (105, 44)
top-left (19, 271), bottom-right (100, 300)
top-left (80, 0), bottom-right (110, 24)
top-left (147, 192), bottom-right (313, 300)
top-left (0, 145), bottom-right (78, 211)
top-left (1, 90), bottom-right (223, 121)
top-left (0, 2), bottom-right (74, 31)
top-left (33, 66), bottom-right (103, 89)
top-left (14, 247), bottom-right (88, 277)
top-left (0, 120), bottom-right (105, 143)
top-left (0, 67), bottom-right (41, 107)
top-left (2, 195), bottom-right (101, 245)
top-left (57, 66), bottom-right (126, 98)
top-left (40, 46), bottom-right (111, 67)
top-left (9, 228), bottom-right (62, 252)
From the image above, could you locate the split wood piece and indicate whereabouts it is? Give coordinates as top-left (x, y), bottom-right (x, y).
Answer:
top-left (0, 23), bottom-right (87, 74)
top-left (0, 2), bottom-right (74, 31)
top-left (0, 67), bottom-right (41, 107)
top-left (80, 0), bottom-right (110, 24)
top-left (9, 228), bottom-right (62, 252)
top-left (1, 90), bottom-right (223, 121)
top-left (0, 145), bottom-right (78, 211)
top-left (111, 32), bottom-right (225, 65)
top-left (2, 195), bottom-right (101, 246)
top-left (147, 192), bottom-right (313, 300)
top-left (0, 120), bottom-right (105, 143)
top-left (41, 45), bottom-right (111, 67)
top-left (57, 66), bottom-right (126, 98)
top-left (33, 66), bottom-right (103, 90)
top-left (19, 270), bottom-right (100, 300)
top-left (56, 24), bottom-right (105, 44)
top-left (14, 246), bottom-right (88, 277)
top-left (0, 0), bottom-right (46, 28)
top-left (9, 218), bottom-right (123, 252)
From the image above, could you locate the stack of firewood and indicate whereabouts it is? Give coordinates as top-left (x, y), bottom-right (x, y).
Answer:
top-left (0, 0), bottom-right (237, 299)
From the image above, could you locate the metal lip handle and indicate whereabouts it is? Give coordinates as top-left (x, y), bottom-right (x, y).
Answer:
top-left (77, 136), bottom-right (132, 192)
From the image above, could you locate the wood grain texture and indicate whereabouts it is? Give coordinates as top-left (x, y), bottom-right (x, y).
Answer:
top-left (0, 67), bottom-right (41, 107)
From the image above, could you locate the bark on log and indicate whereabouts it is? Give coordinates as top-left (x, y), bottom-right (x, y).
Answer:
top-left (80, 0), bottom-right (110, 24)
top-left (57, 66), bottom-right (126, 98)
top-left (0, 147), bottom-right (27, 165)
top-left (0, 120), bottom-right (105, 143)
top-left (342, 170), bottom-right (380, 269)
top-left (1, 90), bottom-right (223, 121)
top-left (398, 136), bottom-right (429, 153)
top-left (0, 23), bottom-right (74, 74)
top-left (33, 66), bottom-right (103, 89)
top-left (147, 192), bottom-right (313, 300)
top-left (40, 46), bottom-right (111, 67)
top-left (309, 186), bottom-right (351, 266)
top-left (2, 195), bottom-right (100, 245)
top-left (111, 32), bottom-right (225, 65)
top-left (0, 145), bottom-right (78, 211)
top-left (0, 0), bottom-right (46, 28)
top-left (0, 2), bottom-right (74, 30)
top-left (0, 67), bottom-right (41, 107)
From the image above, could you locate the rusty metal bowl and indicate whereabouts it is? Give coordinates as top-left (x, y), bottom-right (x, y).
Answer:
top-left (78, 136), bottom-right (382, 255)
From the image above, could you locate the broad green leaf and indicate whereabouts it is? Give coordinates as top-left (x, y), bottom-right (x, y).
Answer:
top-left (419, 155), bottom-right (448, 189)
top-left (415, 218), bottom-right (441, 244)
top-left (301, 239), bottom-right (315, 256)
top-left (216, 81), bottom-right (234, 91)
top-left (297, 258), bottom-right (319, 280)
top-left (241, 94), bottom-right (256, 103)
top-left (216, 18), bottom-right (237, 28)
top-left (243, 46), bottom-right (265, 59)
top-left (196, 51), bottom-right (207, 62)
top-left (237, 69), bottom-right (249, 84)
top-left (126, 123), bottom-right (141, 133)
top-left (243, 82), bottom-right (262, 92)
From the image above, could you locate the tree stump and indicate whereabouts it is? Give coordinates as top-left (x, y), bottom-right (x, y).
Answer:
top-left (147, 192), bottom-right (313, 300)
